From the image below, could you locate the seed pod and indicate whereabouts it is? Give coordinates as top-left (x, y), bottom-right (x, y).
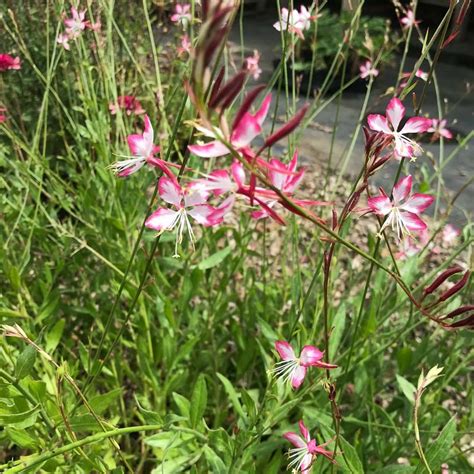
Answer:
top-left (423, 266), bottom-right (463, 296)
top-left (438, 270), bottom-right (470, 302)
top-left (264, 104), bottom-right (309, 148)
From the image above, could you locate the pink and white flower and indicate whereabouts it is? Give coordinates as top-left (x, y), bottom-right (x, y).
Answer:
top-left (368, 175), bottom-right (434, 239)
top-left (400, 9), bottom-right (420, 29)
top-left (367, 98), bottom-right (432, 159)
top-left (400, 69), bottom-right (428, 88)
top-left (57, 33), bottom-right (71, 51)
top-left (442, 224), bottom-right (460, 246)
top-left (274, 5), bottom-right (318, 39)
top-left (0, 54), bottom-right (21, 71)
top-left (359, 60), bottom-right (379, 80)
top-left (428, 119), bottom-right (453, 140)
top-left (145, 176), bottom-right (221, 256)
top-left (171, 4), bottom-right (192, 28)
top-left (0, 107), bottom-right (6, 123)
top-left (64, 7), bottom-right (88, 39)
top-left (251, 151), bottom-right (322, 220)
top-left (188, 94), bottom-right (272, 158)
top-left (273, 340), bottom-right (337, 389)
top-left (283, 420), bottom-right (335, 473)
top-left (109, 95), bottom-right (145, 116)
top-left (297, 6), bottom-right (314, 31)
top-left (245, 50), bottom-right (262, 80)
top-left (109, 115), bottom-right (178, 178)
top-left (177, 34), bottom-right (192, 56)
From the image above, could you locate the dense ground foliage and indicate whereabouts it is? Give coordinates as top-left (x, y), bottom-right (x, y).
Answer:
top-left (0, 1), bottom-right (472, 473)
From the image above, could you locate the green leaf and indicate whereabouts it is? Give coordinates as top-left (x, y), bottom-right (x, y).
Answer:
top-left (204, 446), bottom-right (227, 473)
top-left (135, 398), bottom-right (163, 425)
top-left (15, 345), bottom-right (37, 380)
top-left (329, 303), bottom-right (346, 360)
top-left (5, 426), bottom-right (40, 448)
top-left (45, 319), bottom-right (65, 353)
top-left (416, 417), bottom-right (456, 473)
top-left (197, 247), bottom-right (232, 270)
top-left (89, 388), bottom-right (122, 415)
top-left (190, 374), bottom-right (207, 429)
top-left (216, 373), bottom-right (247, 425)
top-left (0, 404), bottom-right (39, 426)
top-left (338, 435), bottom-right (364, 474)
top-left (396, 374), bottom-right (416, 405)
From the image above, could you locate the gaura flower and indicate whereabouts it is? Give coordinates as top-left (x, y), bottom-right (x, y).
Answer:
top-left (0, 54), bottom-right (21, 71)
top-left (283, 420), bottom-right (336, 473)
top-left (245, 50), bottom-right (262, 80)
top-left (0, 107), bottom-right (7, 123)
top-left (57, 33), bottom-right (71, 50)
top-left (251, 151), bottom-right (327, 220)
top-left (428, 119), bottom-right (453, 140)
top-left (367, 98), bottom-right (432, 159)
top-left (273, 340), bottom-right (337, 389)
top-left (110, 115), bottom-right (177, 178)
top-left (442, 224), bottom-right (460, 246)
top-left (359, 60), bottom-right (379, 80)
top-left (145, 176), bottom-right (221, 256)
top-left (64, 7), bottom-right (88, 39)
top-left (171, 4), bottom-right (192, 27)
top-left (195, 161), bottom-right (286, 224)
top-left (400, 68), bottom-right (428, 88)
top-left (367, 175), bottom-right (434, 239)
top-left (188, 94), bottom-right (272, 158)
top-left (177, 34), bottom-right (192, 56)
top-left (109, 95), bottom-right (145, 116)
top-left (273, 7), bottom-right (314, 39)
top-left (400, 9), bottom-right (420, 29)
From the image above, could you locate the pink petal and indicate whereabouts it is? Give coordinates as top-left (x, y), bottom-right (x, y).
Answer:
top-left (188, 141), bottom-right (229, 158)
top-left (440, 128), bottom-right (453, 139)
top-left (158, 176), bottom-right (182, 207)
top-left (283, 432), bottom-right (306, 449)
top-left (300, 453), bottom-right (314, 472)
top-left (254, 94), bottom-right (272, 127)
top-left (299, 420), bottom-right (311, 442)
top-left (367, 196), bottom-right (392, 215)
top-left (184, 182), bottom-right (210, 207)
top-left (393, 175), bottom-right (412, 204)
top-left (367, 114), bottom-right (391, 134)
top-left (143, 114), bottom-right (154, 143)
top-left (127, 134), bottom-right (151, 158)
top-left (291, 365), bottom-right (307, 389)
top-left (145, 208), bottom-right (179, 231)
top-left (274, 340), bottom-right (296, 360)
top-left (386, 98), bottom-right (405, 131)
top-left (400, 117), bottom-right (432, 134)
top-left (300, 346), bottom-right (324, 367)
top-left (188, 204), bottom-right (216, 226)
top-left (401, 211), bottom-right (428, 232)
top-left (231, 161), bottom-right (246, 188)
top-left (231, 114), bottom-right (261, 148)
top-left (207, 169), bottom-right (234, 195)
top-left (402, 193), bottom-right (434, 214)
top-left (210, 195), bottom-right (235, 222)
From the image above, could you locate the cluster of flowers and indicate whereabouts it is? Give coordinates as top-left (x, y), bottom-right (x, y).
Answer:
top-left (57, 6), bottom-right (100, 51)
top-left (273, 5), bottom-right (316, 39)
